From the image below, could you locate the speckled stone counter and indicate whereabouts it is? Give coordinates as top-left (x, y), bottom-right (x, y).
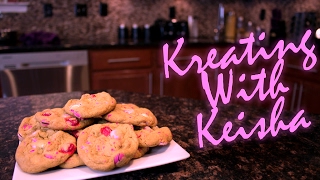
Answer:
top-left (1, 90), bottom-right (320, 179)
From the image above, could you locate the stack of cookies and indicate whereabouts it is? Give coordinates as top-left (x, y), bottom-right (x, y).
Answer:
top-left (15, 91), bottom-right (173, 173)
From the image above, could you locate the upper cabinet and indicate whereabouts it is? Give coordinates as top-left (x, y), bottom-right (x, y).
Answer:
top-left (0, 2), bottom-right (29, 13)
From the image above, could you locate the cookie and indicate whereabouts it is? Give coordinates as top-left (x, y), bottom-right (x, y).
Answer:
top-left (152, 126), bottom-right (173, 146)
top-left (104, 103), bottom-right (158, 127)
top-left (17, 115), bottom-right (43, 141)
top-left (133, 147), bottom-right (149, 159)
top-left (63, 92), bottom-right (117, 119)
top-left (135, 126), bottom-right (173, 147)
top-left (59, 153), bottom-right (85, 169)
top-left (15, 130), bottom-right (77, 173)
top-left (34, 108), bottom-right (95, 131)
top-left (77, 123), bottom-right (138, 171)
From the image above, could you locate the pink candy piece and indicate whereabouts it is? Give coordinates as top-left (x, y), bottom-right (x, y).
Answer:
top-left (100, 126), bottom-right (112, 137)
top-left (44, 154), bottom-right (55, 159)
top-left (124, 109), bottom-right (134, 114)
top-left (41, 120), bottom-right (50, 126)
top-left (91, 94), bottom-right (96, 98)
top-left (65, 117), bottom-right (80, 126)
top-left (110, 130), bottom-right (119, 139)
top-left (22, 124), bottom-right (32, 130)
top-left (114, 153), bottom-right (124, 165)
top-left (59, 143), bottom-right (76, 154)
top-left (17, 133), bottom-right (23, 141)
top-left (70, 109), bottom-right (81, 119)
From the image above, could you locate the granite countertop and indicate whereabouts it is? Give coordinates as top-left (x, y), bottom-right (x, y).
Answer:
top-left (1, 90), bottom-right (320, 179)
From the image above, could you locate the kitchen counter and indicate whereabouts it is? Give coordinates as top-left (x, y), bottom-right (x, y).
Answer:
top-left (1, 90), bottom-right (320, 179)
top-left (0, 38), bottom-right (229, 53)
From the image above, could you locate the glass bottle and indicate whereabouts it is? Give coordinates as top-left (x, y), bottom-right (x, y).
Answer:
top-left (236, 16), bottom-right (245, 43)
top-left (225, 11), bottom-right (237, 43)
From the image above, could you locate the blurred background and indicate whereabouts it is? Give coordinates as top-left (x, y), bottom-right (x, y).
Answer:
top-left (1, 0), bottom-right (320, 114)
top-left (0, 0), bottom-right (319, 45)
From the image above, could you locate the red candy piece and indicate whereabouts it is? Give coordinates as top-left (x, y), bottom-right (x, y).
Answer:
top-left (100, 126), bottom-right (112, 137)
top-left (65, 117), bottom-right (80, 126)
top-left (59, 143), bottom-right (76, 154)
top-left (68, 130), bottom-right (80, 138)
top-left (91, 94), bottom-right (96, 98)
top-left (42, 112), bottom-right (51, 116)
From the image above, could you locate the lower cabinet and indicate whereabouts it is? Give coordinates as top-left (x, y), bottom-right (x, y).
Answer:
top-left (91, 69), bottom-right (153, 94)
top-left (89, 48), bottom-right (154, 95)
top-left (282, 76), bottom-right (320, 114)
top-left (299, 81), bottom-right (320, 114)
top-left (154, 68), bottom-right (205, 100)
top-left (88, 46), bottom-right (320, 115)
top-left (154, 46), bottom-right (213, 100)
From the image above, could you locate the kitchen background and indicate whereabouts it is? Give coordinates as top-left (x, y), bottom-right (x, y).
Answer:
top-left (0, 0), bottom-right (319, 45)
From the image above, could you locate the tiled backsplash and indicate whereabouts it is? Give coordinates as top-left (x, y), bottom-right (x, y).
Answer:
top-left (0, 0), bottom-right (319, 44)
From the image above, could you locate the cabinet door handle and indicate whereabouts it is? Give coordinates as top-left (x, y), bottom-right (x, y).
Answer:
top-left (290, 83), bottom-right (298, 111)
top-left (287, 64), bottom-right (317, 73)
top-left (297, 83), bottom-right (303, 111)
top-left (107, 57), bottom-right (140, 63)
top-left (148, 73), bottom-right (153, 95)
top-left (175, 56), bottom-right (193, 61)
top-left (159, 72), bottom-right (164, 96)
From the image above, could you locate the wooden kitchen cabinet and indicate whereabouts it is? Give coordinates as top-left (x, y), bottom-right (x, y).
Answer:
top-left (299, 80), bottom-right (320, 114)
top-left (91, 69), bottom-right (153, 94)
top-left (228, 48), bottom-right (320, 114)
top-left (154, 67), bottom-right (204, 99)
top-left (279, 51), bottom-right (320, 114)
top-left (281, 75), bottom-right (320, 115)
top-left (213, 46), bottom-right (271, 106)
top-left (87, 44), bottom-right (320, 115)
top-left (89, 46), bottom-right (213, 99)
top-left (89, 48), bottom-right (154, 95)
top-left (154, 46), bottom-right (213, 100)
top-left (89, 48), bottom-right (152, 71)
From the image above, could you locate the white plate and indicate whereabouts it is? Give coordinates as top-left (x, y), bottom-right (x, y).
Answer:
top-left (12, 140), bottom-right (190, 180)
